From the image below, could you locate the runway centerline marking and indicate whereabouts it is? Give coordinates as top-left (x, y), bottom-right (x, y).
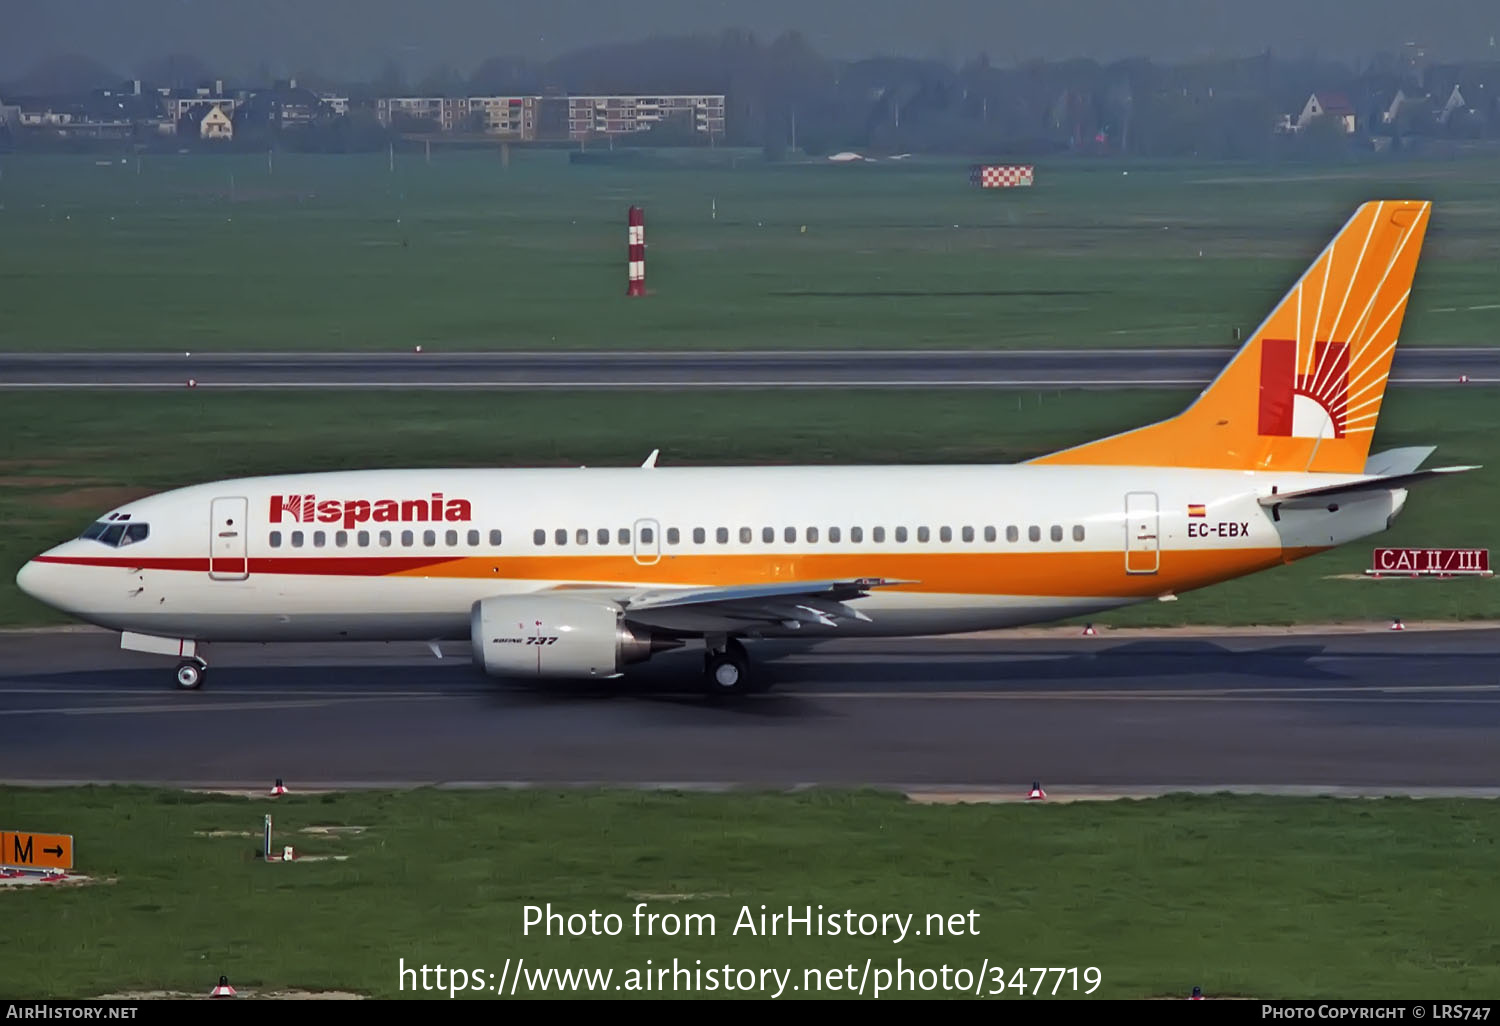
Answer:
top-left (0, 696), bottom-right (456, 716)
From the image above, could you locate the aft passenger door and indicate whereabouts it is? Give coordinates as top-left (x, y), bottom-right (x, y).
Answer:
top-left (1124, 491), bottom-right (1159, 575)
top-left (209, 496), bottom-right (250, 580)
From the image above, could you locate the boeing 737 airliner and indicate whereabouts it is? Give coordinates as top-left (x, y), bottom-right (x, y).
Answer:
top-left (15, 200), bottom-right (1476, 694)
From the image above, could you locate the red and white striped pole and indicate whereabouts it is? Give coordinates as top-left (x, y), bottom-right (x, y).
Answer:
top-left (626, 206), bottom-right (645, 296)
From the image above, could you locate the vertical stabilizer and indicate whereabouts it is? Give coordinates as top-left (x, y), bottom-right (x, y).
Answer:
top-left (1030, 200), bottom-right (1432, 473)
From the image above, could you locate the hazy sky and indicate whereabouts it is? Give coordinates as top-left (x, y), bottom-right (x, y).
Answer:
top-left (6, 0), bottom-right (1499, 83)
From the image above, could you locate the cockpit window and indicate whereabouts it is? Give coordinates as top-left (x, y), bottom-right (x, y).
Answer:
top-left (79, 521), bottom-right (149, 547)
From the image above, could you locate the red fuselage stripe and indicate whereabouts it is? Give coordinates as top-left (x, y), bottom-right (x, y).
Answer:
top-left (31, 555), bottom-right (456, 576)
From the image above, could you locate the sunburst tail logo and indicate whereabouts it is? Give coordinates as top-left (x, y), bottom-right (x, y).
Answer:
top-left (1257, 338), bottom-right (1349, 439)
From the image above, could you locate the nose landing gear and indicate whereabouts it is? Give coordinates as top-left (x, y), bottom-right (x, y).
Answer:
top-left (175, 658), bottom-right (207, 690)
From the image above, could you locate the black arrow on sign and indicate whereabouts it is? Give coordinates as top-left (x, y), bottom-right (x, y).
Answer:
top-left (43, 845), bottom-right (63, 857)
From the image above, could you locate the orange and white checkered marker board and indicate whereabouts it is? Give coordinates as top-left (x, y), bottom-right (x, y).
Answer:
top-left (970, 165), bottom-right (1034, 188)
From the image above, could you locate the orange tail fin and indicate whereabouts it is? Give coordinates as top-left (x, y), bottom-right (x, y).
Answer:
top-left (1031, 200), bottom-right (1432, 473)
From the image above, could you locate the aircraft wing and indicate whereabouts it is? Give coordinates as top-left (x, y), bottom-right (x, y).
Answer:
top-left (615, 577), bottom-right (917, 633)
top-left (1259, 466), bottom-right (1479, 510)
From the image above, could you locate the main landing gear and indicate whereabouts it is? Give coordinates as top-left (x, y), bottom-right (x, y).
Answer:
top-left (702, 637), bottom-right (755, 696)
top-left (174, 657), bottom-right (207, 690)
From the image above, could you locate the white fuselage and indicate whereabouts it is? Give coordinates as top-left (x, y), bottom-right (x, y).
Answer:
top-left (16, 463), bottom-right (1402, 644)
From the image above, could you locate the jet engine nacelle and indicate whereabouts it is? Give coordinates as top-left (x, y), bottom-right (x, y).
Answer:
top-left (469, 595), bottom-right (678, 679)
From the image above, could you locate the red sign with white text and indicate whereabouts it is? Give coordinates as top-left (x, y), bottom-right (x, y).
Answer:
top-left (1371, 548), bottom-right (1489, 574)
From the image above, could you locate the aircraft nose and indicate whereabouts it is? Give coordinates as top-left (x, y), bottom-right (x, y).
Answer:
top-left (15, 559), bottom-right (62, 609)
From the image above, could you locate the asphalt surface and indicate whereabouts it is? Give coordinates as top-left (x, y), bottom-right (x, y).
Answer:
top-left (2, 626), bottom-right (1498, 793)
top-left (1, 347), bottom-right (1497, 389)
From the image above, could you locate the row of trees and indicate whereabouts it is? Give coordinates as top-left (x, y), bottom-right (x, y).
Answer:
top-left (7, 33), bottom-right (1500, 158)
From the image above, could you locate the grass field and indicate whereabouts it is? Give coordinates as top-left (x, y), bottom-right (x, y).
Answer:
top-left (2, 149), bottom-right (1499, 351)
top-left (1, 786), bottom-right (1496, 999)
top-left (2, 386), bottom-right (1495, 628)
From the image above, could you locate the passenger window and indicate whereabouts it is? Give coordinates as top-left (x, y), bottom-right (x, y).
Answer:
top-left (667, 527), bottom-right (680, 545)
top-left (292, 530), bottom-right (304, 548)
top-left (576, 528), bottom-right (588, 545)
top-left (534, 529), bottom-right (545, 546)
top-left (469, 530), bottom-right (480, 546)
top-left (940, 526), bottom-right (952, 543)
top-left (807, 527), bottom-right (819, 543)
top-left (1029, 526), bottom-right (1040, 542)
top-left (762, 527), bottom-right (773, 543)
top-left (916, 526), bottom-right (929, 542)
top-left (555, 529), bottom-right (567, 545)
top-left (984, 526), bottom-right (996, 543)
top-left (1050, 525), bottom-right (1062, 542)
top-left (379, 530), bottom-right (392, 547)
top-left (740, 527), bottom-right (752, 544)
top-left (962, 526), bottom-right (974, 542)
top-left (1073, 525), bottom-right (1085, 542)
top-left (693, 527), bottom-right (705, 544)
top-left (447, 529), bottom-right (459, 546)
top-left (1006, 526), bottom-right (1018, 543)
top-left (829, 527), bottom-right (840, 542)
top-left (597, 528), bottom-right (609, 545)
top-left (492, 529), bottom-right (504, 546)
top-left (424, 530), bottom-right (437, 546)
top-left (896, 527), bottom-right (908, 543)
top-left (358, 530), bottom-right (370, 547)
top-left (785, 526), bottom-right (796, 543)
top-left (640, 527), bottom-right (654, 544)
top-left (314, 530), bottom-right (326, 547)
top-left (401, 530), bottom-right (414, 546)
top-left (335, 531), bottom-right (348, 548)
top-left (618, 528), bottom-right (630, 545)
top-left (717, 527), bottom-right (729, 544)
top-left (270, 531), bottom-right (282, 548)
top-left (872, 527), bottom-right (884, 542)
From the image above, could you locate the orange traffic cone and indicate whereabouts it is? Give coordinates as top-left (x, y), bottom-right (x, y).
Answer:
top-left (210, 975), bottom-right (236, 998)
top-left (270, 778), bottom-right (288, 796)
top-left (1027, 781), bottom-right (1046, 800)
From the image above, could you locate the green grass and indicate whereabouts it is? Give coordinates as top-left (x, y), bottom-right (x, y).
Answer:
top-left (2, 149), bottom-right (1499, 351)
top-left (2, 387), bottom-right (1495, 628)
top-left (1, 786), bottom-right (1497, 998)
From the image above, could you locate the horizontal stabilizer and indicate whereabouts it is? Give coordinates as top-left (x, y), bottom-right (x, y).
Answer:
top-left (1363, 446), bottom-right (1436, 476)
top-left (1259, 465), bottom-right (1479, 508)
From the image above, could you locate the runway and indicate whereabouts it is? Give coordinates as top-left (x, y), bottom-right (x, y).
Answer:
top-left (2, 626), bottom-right (1498, 793)
top-left (1, 347), bottom-right (1496, 389)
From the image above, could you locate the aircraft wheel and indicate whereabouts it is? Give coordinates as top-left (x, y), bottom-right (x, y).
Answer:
top-left (175, 660), bottom-right (205, 690)
top-left (703, 650), bottom-right (750, 696)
